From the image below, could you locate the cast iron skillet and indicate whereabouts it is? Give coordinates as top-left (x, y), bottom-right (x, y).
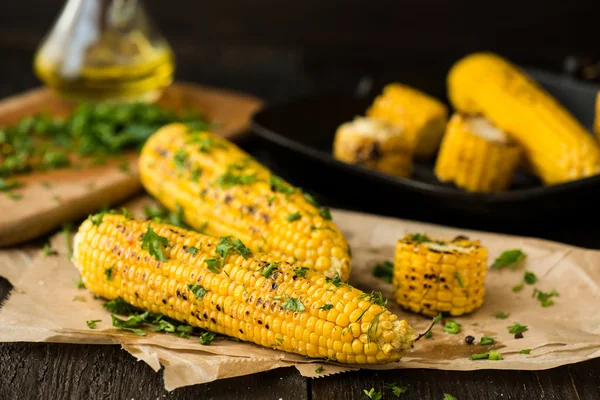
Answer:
top-left (251, 70), bottom-right (600, 228)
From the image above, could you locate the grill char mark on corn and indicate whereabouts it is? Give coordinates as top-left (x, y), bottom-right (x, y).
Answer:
top-left (393, 234), bottom-right (487, 317)
top-left (73, 215), bottom-right (416, 364)
top-left (139, 123), bottom-right (350, 281)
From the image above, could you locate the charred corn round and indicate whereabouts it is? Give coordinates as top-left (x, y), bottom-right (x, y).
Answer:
top-left (333, 117), bottom-right (413, 178)
top-left (73, 214), bottom-right (417, 364)
top-left (139, 123), bottom-right (351, 280)
top-left (448, 52), bottom-right (600, 185)
top-left (367, 83), bottom-right (448, 158)
top-left (435, 114), bottom-right (521, 192)
top-left (393, 234), bottom-right (487, 317)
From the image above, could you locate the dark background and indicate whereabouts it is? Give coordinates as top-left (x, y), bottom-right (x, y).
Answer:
top-left (1, 0), bottom-right (599, 101)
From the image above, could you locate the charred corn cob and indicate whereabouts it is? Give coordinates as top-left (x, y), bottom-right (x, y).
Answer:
top-left (367, 83), bottom-right (448, 158)
top-left (73, 214), bottom-right (417, 364)
top-left (139, 123), bottom-right (351, 281)
top-left (393, 234), bottom-right (486, 317)
top-left (333, 117), bottom-right (413, 178)
top-left (448, 52), bottom-right (600, 184)
top-left (435, 114), bottom-right (521, 192)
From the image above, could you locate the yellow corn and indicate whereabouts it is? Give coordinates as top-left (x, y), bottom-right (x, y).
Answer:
top-left (435, 114), bottom-right (521, 192)
top-left (73, 214), bottom-right (417, 364)
top-left (333, 117), bottom-right (413, 178)
top-left (393, 234), bottom-right (486, 317)
top-left (139, 123), bottom-right (351, 281)
top-left (448, 52), bottom-right (600, 185)
top-left (367, 83), bottom-right (448, 158)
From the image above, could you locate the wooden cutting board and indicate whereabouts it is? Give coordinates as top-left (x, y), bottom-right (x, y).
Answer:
top-left (0, 83), bottom-right (263, 247)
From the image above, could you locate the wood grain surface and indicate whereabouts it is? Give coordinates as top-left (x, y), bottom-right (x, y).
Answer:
top-left (0, 84), bottom-right (262, 247)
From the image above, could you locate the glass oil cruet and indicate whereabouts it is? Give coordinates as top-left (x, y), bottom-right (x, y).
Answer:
top-left (34, 0), bottom-right (175, 102)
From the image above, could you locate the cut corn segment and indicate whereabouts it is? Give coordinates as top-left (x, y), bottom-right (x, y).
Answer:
top-left (333, 117), bottom-right (413, 178)
top-left (73, 214), bottom-right (417, 364)
top-left (367, 83), bottom-right (449, 158)
top-left (393, 234), bottom-right (487, 317)
top-left (448, 52), bottom-right (600, 185)
top-left (435, 114), bottom-right (521, 192)
top-left (139, 123), bottom-right (350, 280)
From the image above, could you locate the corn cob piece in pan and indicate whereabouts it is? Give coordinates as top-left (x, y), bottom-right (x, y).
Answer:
top-left (434, 114), bottom-right (521, 192)
top-left (448, 52), bottom-right (600, 185)
top-left (333, 117), bottom-right (413, 178)
top-left (367, 83), bottom-right (449, 158)
top-left (139, 123), bottom-right (351, 281)
top-left (73, 214), bottom-right (417, 364)
top-left (393, 233), bottom-right (486, 317)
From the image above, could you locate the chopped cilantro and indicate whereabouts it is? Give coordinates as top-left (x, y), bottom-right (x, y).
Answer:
top-left (199, 331), bottom-right (217, 345)
top-left (76, 277), bottom-right (85, 289)
top-left (292, 266), bottom-right (309, 278)
top-left (110, 313), bottom-right (148, 336)
top-left (105, 266), bottom-right (114, 281)
top-left (42, 243), bottom-right (57, 256)
top-left (86, 319), bottom-right (101, 329)
top-left (491, 249), bottom-right (526, 269)
top-left (363, 388), bottom-right (382, 400)
top-left (286, 212), bottom-right (301, 222)
top-left (216, 163), bottom-right (258, 188)
top-left (216, 236), bottom-right (252, 267)
top-left (325, 274), bottom-right (344, 287)
top-left (103, 298), bottom-right (139, 315)
top-left (6, 191), bottom-right (22, 200)
top-left (480, 336), bottom-right (495, 345)
top-left (303, 191), bottom-right (319, 207)
top-left (536, 289), bottom-right (559, 307)
top-left (512, 282), bottom-right (524, 292)
top-left (385, 382), bottom-right (409, 397)
top-left (455, 272), bottom-right (464, 288)
top-left (173, 150), bottom-right (188, 169)
top-left (520, 349), bottom-right (531, 354)
top-left (191, 166), bottom-right (202, 182)
top-left (443, 394), bottom-right (457, 400)
top-left (507, 322), bottom-right (528, 334)
top-left (489, 350), bottom-right (503, 360)
top-left (186, 246), bottom-right (198, 255)
top-left (262, 262), bottom-right (280, 278)
top-left (269, 174), bottom-right (295, 194)
top-left (0, 178), bottom-right (22, 191)
top-left (524, 271), bottom-right (537, 284)
top-left (140, 224), bottom-right (169, 262)
top-left (318, 303), bottom-right (334, 311)
top-left (314, 366), bottom-right (324, 374)
top-left (495, 312), bottom-right (510, 319)
top-left (280, 296), bottom-right (305, 312)
top-left (205, 258), bottom-right (221, 273)
top-left (372, 261), bottom-right (393, 283)
top-left (187, 284), bottom-right (207, 300)
top-left (409, 233), bottom-right (429, 243)
top-left (319, 208), bottom-right (332, 220)
top-left (358, 291), bottom-right (388, 307)
top-left (267, 195), bottom-right (276, 205)
top-left (150, 318), bottom-right (176, 333)
top-left (175, 325), bottom-right (193, 339)
top-left (424, 331), bottom-right (433, 339)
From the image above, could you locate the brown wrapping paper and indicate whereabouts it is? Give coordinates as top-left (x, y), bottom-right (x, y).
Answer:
top-left (1, 198), bottom-right (600, 390)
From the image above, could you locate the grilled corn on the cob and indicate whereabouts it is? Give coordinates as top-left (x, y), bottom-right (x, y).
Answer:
top-left (448, 52), bottom-right (600, 184)
top-left (73, 214), bottom-right (417, 364)
top-left (393, 234), bottom-right (486, 317)
top-left (139, 123), bottom-right (351, 281)
top-left (435, 114), bottom-right (521, 192)
top-left (333, 117), bottom-right (413, 178)
top-left (367, 83), bottom-right (448, 158)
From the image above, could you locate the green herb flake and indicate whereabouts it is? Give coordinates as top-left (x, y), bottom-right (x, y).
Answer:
top-left (455, 272), bottom-right (464, 288)
top-left (443, 320), bottom-right (461, 334)
top-left (186, 246), bottom-right (198, 256)
top-left (262, 261), bottom-right (280, 278)
top-left (86, 319), bottom-right (101, 329)
top-left (0, 178), bottom-right (22, 191)
top-left (187, 284), bottom-right (207, 300)
top-left (140, 224), bottom-right (170, 262)
top-left (480, 336), bottom-right (495, 345)
top-left (512, 282), bottom-right (524, 292)
top-left (150, 318), bottom-right (176, 333)
top-left (6, 191), bottom-right (22, 200)
top-left (42, 243), bottom-right (57, 256)
top-left (103, 297), bottom-right (139, 315)
top-left (385, 382), bottom-right (409, 397)
top-left (372, 260), bottom-right (393, 283)
top-left (489, 350), bottom-right (503, 360)
top-left (443, 394), bottom-right (457, 400)
top-left (303, 191), bottom-right (319, 207)
top-left (495, 312), bottom-right (510, 319)
top-left (314, 366), bottom-right (324, 374)
top-left (76, 277), bottom-right (85, 289)
top-left (536, 289), bottom-right (559, 307)
top-left (319, 208), bottom-right (332, 220)
top-left (269, 174), bottom-right (295, 194)
top-left (424, 331), bottom-right (433, 339)
top-left (357, 290), bottom-right (388, 307)
top-left (318, 303), bottom-right (334, 311)
top-left (216, 164), bottom-right (258, 188)
top-left (110, 314), bottom-right (147, 336)
top-left (286, 211), bottom-right (301, 222)
top-left (191, 166), bottom-right (202, 183)
top-left (105, 266), bottom-right (114, 281)
top-left (175, 325), bottom-right (194, 339)
top-left (520, 349), bottom-right (531, 354)
top-left (363, 388), bottom-right (383, 400)
top-left (173, 149), bottom-right (188, 169)
top-left (280, 296), bottom-right (305, 312)
top-left (524, 271), bottom-right (537, 285)
top-left (292, 266), bottom-right (310, 278)
top-left (409, 233), bottom-right (429, 243)
top-left (199, 331), bottom-right (217, 345)
top-left (216, 236), bottom-right (252, 267)
top-left (469, 352), bottom-right (490, 360)
top-left (491, 249), bottom-right (526, 269)
top-left (205, 258), bottom-right (221, 274)
top-left (507, 322), bottom-right (528, 334)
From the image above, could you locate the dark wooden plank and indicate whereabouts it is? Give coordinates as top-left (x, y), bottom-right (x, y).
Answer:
top-left (0, 341), bottom-right (308, 400)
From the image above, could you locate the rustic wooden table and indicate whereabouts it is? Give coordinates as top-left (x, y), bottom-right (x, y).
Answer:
top-left (2, 137), bottom-right (600, 400)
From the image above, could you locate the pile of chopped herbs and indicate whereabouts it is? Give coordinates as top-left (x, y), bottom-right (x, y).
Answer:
top-left (0, 102), bottom-right (210, 178)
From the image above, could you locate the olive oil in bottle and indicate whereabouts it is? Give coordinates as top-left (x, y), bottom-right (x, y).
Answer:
top-left (34, 0), bottom-right (175, 102)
